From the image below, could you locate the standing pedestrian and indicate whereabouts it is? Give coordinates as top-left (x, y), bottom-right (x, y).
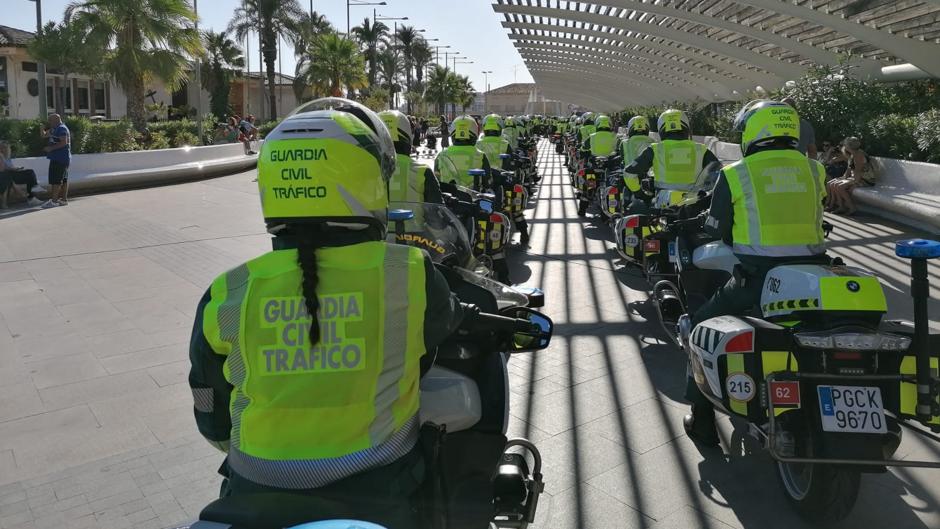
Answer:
top-left (41, 114), bottom-right (71, 208)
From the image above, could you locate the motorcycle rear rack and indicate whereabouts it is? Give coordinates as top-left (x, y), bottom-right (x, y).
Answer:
top-left (764, 372), bottom-right (940, 469)
top-left (493, 438), bottom-right (544, 528)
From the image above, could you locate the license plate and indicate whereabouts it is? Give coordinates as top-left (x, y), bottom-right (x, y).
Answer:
top-left (668, 241), bottom-right (678, 263)
top-left (513, 198), bottom-right (522, 206)
top-left (643, 239), bottom-right (660, 252)
top-left (817, 385), bottom-right (887, 434)
top-left (769, 381), bottom-right (801, 409)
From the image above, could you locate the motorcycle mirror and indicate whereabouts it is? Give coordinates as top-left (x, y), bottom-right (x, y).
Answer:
top-left (479, 199), bottom-right (494, 214)
top-left (499, 307), bottom-right (554, 351)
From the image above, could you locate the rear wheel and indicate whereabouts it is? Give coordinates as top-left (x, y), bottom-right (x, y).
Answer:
top-left (577, 198), bottom-right (588, 217)
top-left (776, 434), bottom-right (860, 523)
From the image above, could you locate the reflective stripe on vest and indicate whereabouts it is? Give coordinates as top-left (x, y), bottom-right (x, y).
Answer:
top-left (589, 131), bottom-right (618, 157)
top-left (203, 242), bottom-right (427, 489)
top-left (623, 135), bottom-right (654, 166)
top-left (725, 150), bottom-right (827, 257)
top-left (437, 146), bottom-right (485, 188)
top-left (389, 154), bottom-right (426, 203)
top-left (651, 140), bottom-right (706, 192)
top-left (477, 137), bottom-right (510, 170)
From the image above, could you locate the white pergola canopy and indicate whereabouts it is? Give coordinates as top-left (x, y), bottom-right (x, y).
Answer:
top-left (492, 0), bottom-right (940, 111)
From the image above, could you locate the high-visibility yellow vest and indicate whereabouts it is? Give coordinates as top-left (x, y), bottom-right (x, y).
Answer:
top-left (589, 131), bottom-right (618, 157)
top-left (203, 242), bottom-right (427, 489)
top-left (724, 150), bottom-right (827, 257)
top-left (650, 140), bottom-right (707, 192)
top-left (622, 135), bottom-right (654, 166)
top-left (477, 136), bottom-right (510, 170)
top-left (436, 145), bottom-right (486, 188)
top-left (389, 154), bottom-right (428, 203)
top-left (578, 125), bottom-right (596, 144)
top-left (502, 127), bottom-right (520, 150)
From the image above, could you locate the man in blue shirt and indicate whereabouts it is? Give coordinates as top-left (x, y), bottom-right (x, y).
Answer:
top-left (41, 114), bottom-right (71, 208)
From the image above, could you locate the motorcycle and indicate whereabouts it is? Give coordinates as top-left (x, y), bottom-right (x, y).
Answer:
top-left (653, 197), bottom-right (940, 522)
top-left (180, 208), bottom-right (556, 529)
top-left (552, 133), bottom-right (564, 154)
top-left (575, 155), bottom-right (613, 217)
top-left (613, 163), bottom-right (722, 278)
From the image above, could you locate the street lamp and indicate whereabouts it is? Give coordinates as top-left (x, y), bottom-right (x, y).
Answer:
top-left (482, 70), bottom-right (493, 113)
top-left (347, 0), bottom-right (385, 34)
top-left (26, 0), bottom-right (46, 120)
top-left (431, 45), bottom-right (450, 64)
top-left (442, 51), bottom-right (461, 70)
top-left (454, 60), bottom-right (473, 74)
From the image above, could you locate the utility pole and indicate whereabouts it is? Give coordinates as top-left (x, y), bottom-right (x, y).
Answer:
top-left (30, 0), bottom-right (47, 120)
top-left (194, 0), bottom-right (203, 144)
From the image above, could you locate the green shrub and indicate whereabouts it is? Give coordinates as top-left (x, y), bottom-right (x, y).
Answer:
top-left (84, 120), bottom-right (139, 153)
top-left (63, 116), bottom-right (92, 154)
top-left (172, 131), bottom-right (200, 148)
top-left (865, 114), bottom-right (920, 161)
top-left (257, 120), bottom-right (281, 138)
top-left (914, 109), bottom-right (940, 164)
top-left (145, 131), bottom-right (172, 150)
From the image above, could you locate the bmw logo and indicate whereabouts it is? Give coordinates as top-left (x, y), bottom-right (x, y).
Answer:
top-left (847, 281), bottom-right (860, 292)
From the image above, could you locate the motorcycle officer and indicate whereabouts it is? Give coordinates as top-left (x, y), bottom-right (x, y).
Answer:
top-left (618, 115), bottom-right (655, 169)
top-left (434, 115), bottom-right (492, 190)
top-left (622, 109), bottom-right (719, 213)
top-left (188, 98), bottom-right (466, 527)
top-left (581, 114), bottom-right (618, 158)
top-left (683, 100), bottom-right (828, 445)
top-left (477, 114), bottom-right (531, 247)
top-left (379, 110), bottom-right (443, 204)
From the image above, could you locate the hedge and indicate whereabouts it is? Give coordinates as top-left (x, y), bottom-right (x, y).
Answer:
top-left (0, 115), bottom-right (281, 158)
top-left (617, 66), bottom-right (940, 164)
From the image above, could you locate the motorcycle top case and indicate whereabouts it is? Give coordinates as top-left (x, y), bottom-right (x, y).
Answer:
top-left (760, 265), bottom-right (887, 321)
top-left (690, 315), bottom-right (798, 422)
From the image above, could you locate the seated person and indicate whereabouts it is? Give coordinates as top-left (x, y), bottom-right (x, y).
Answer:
top-left (0, 141), bottom-right (44, 208)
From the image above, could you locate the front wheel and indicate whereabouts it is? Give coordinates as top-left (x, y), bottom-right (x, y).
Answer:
top-left (776, 442), bottom-right (860, 523)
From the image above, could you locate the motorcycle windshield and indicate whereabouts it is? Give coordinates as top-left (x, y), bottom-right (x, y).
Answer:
top-left (388, 201), bottom-right (474, 268)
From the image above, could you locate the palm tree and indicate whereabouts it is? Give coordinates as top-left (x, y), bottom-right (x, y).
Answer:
top-left (394, 25), bottom-right (419, 111)
top-left (297, 33), bottom-right (367, 97)
top-left (288, 10), bottom-right (332, 58)
top-left (455, 75), bottom-right (475, 113)
top-left (28, 21), bottom-right (104, 115)
top-left (228, 0), bottom-right (303, 119)
top-left (412, 37), bottom-right (433, 92)
top-left (287, 11), bottom-right (333, 102)
top-left (201, 31), bottom-right (244, 119)
top-left (377, 48), bottom-right (402, 109)
top-left (65, 0), bottom-right (202, 129)
top-left (351, 18), bottom-right (389, 89)
top-left (425, 65), bottom-right (458, 116)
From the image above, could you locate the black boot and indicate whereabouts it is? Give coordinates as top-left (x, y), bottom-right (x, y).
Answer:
top-left (683, 404), bottom-right (720, 447)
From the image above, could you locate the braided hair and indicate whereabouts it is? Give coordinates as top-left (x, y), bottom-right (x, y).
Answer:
top-left (295, 228), bottom-right (324, 344)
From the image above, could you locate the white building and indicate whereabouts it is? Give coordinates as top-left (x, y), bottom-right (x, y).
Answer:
top-left (0, 25), bottom-right (297, 121)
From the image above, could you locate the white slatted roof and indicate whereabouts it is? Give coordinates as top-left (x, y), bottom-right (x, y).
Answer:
top-left (492, 0), bottom-right (940, 110)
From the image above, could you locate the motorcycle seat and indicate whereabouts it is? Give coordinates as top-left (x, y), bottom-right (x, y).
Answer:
top-left (200, 493), bottom-right (358, 529)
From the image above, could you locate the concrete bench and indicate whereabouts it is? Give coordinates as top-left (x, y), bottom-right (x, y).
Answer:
top-left (853, 158), bottom-right (940, 234)
top-left (10, 143), bottom-right (258, 196)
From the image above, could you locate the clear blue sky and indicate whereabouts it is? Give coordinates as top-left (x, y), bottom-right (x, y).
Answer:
top-left (5, 0), bottom-right (533, 92)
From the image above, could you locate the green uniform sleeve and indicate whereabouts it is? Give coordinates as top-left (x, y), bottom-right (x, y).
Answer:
top-left (705, 171), bottom-right (734, 245)
top-left (624, 145), bottom-right (654, 176)
top-left (422, 167), bottom-right (444, 204)
top-left (423, 254), bottom-right (465, 349)
top-left (623, 146), bottom-right (654, 192)
top-left (189, 289), bottom-right (233, 448)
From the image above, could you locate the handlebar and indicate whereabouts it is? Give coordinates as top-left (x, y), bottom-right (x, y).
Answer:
top-left (459, 304), bottom-right (538, 335)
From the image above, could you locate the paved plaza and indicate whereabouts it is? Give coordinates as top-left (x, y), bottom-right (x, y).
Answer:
top-left (1, 142), bottom-right (939, 529)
